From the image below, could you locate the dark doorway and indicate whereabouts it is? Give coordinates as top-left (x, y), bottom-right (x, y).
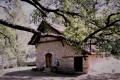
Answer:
top-left (46, 53), bottom-right (52, 68)
top-left (74, 57), bottom-right (83, 72)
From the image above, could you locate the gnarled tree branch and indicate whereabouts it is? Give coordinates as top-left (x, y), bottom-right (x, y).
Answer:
top-left (0, 19), bottom-right (39, 34)
top-left (0, 19), bottom-right (67, 40)
top-left (84, 19), bottom-right (120, 42)
top-left (106, 12), bottom-right (120, 25)
top-left (21, 0), bottom-right (47, 17)
top-left (0, 6), bottom-right (14, 19)
top-left (21, 0), bottom-right (80, 23)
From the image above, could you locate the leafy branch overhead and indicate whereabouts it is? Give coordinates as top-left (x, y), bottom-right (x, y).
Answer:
top-left (84, 12), bottom-right (120, 42)
top-left (21, 0), bottom-right (81, 23)
top-left (0, 0), bottom-right (120, 55)
top-left (0, 19), bottom-right (67, 39)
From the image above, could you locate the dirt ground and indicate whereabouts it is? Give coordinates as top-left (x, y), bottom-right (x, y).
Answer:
top-left (0, 67), bottom-right (120, 80)
top-left (0, 70), bottom-right (120, 80)
top-left (0, 57), bottom-right (120, 80)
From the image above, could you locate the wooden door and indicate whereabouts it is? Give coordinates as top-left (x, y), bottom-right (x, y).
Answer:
top-left (46, 53), bottom-right (52, 68)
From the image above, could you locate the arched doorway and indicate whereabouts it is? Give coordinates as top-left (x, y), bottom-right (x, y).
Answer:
top-left (45, 53), bottom-right (52, 68)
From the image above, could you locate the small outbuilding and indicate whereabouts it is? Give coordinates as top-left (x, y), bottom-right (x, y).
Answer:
top-left (28, 20), bottom-right (104, 73)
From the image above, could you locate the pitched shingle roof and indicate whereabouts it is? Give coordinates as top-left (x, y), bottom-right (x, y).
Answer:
top-left (28, 21), bottom-right (65, 45)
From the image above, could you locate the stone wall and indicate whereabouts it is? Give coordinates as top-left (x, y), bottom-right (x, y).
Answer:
top-left (36, 41), bottom-right (76, 68)
top-left (36, 40), bottom-right (89, 73)
top-left (59, 57), bottom-right (74, 73)
top-left (83, 57), bottom-right (89, 73)
top-left (88, 54), bottom-right (112, 72)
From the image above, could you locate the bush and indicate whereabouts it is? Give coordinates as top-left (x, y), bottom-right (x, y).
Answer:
top-left (31, 68), bottom-right (39, 71)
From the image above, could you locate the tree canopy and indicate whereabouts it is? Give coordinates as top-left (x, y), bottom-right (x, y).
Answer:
top-left (0, 0), bottom-right (120, 56)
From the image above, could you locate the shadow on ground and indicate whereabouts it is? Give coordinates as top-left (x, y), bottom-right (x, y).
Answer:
top-left (0, 69), bottom-right (85, 80)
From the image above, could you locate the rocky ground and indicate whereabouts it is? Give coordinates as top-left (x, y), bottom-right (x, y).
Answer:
top-left (0, 57), bottom-right (120, 80)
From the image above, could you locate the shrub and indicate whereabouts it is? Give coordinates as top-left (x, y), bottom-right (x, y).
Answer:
top-left (31, 68), bottom-right (39, 71)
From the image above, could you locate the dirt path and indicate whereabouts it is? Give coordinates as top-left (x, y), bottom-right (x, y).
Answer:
top-left (0, 68), bottom-right (120, 80)
top-left (0, 66), bottom-right (35, 75)
top-left (1, 57), bottom-right (120, 80)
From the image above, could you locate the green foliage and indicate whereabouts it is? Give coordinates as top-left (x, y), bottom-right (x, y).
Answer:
top-left (2, 0), bottom-right (119, 57)
top-left (0, 24), bottom-right (16, 46)
top-left (64, 17), bottom-right (88, 42)
top-left (0, 0), bottom-right (34, 64)
top-left (31, 9), bottom-right (42, 24)
top-left (0, 24), bottom-right (16, 59)
top-left (62, 0), bottom-right (120, 56)
top-left (63, 16), bottom-right (89, 53)
top-left (111, 40), bottom-right (120, 56)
